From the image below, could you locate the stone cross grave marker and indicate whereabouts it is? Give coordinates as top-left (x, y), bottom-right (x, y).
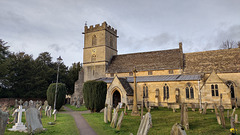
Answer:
top-left (218, 105), bottom-right (225, 128)
top-left (0, 109), bottom-right (9, 135)
top-left (107, 105), bottom-right (112, 122)
top-left (104, 107), bottom-right (108, 123)
top-left (202, 102), bottom-right (208, 114)
top-left (116, 111), bottom-right (124, 130)
top-left (214, 104), bottom-right (221, 125)
top-left (110, 109), bottom-right (118, 128)
top-left (8, 105), bottom-right (27, 131)
top-left (26, 107), bottom-right (44, 134)
top-left (180, 103), bottom-right (189, 130)
top-left (170, 123), bottom-right (187, 135)
top-left (137, 112), bottom-right (152, 135)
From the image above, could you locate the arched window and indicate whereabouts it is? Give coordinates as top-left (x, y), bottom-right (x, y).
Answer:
top-left (211, 84), bottom-right (219, 97)
top-left (186, 83), bottom-right (194, 99)
top-left (163, 84), bottom-right (169, 100)
top-left (110, 36), bottom-right (113, 47)
top-left (143, 85), bottom-right (148, 98)
top-left (92, 35), bottom-right (97, 46)
top-left (226, 81), bottom-right (235, 98)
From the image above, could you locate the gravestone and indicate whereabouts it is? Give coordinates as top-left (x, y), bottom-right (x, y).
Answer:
top-left (235, 114), bottom-right (239, 123)
top-left (45, 105), bottom-right (48, 116)
top-left (43, 100), bottom-right (48, 109)
top-left (39, 101), bottom-right (42, 106)
top-left (173, 108), bottom-right (176, 113)
top-left (231, 116), bottom-right (235, 129)
top-left (76, 96), bottom-right (81, 108)
top-left (110, 110), bottom-right (118, 128)
top-left (214, 104), bottom-right (221, 125)
top-left (47, 106), bottom-right (52, 118)
top-left (38, 106), bottom-right (42, 118)
top-left (12, 109), bottom-right (18, 124)
top-left (116, 111), bottom-right (124, 130)
top-left (23, 101), bottom-right (28, 109)
top-left (0, 109), bottom-right (9, 135)
top-left (231, 108), bottom-right (236, 117)
top-left (104, 107), bottom-right (108, 123)
top-left (36, 101), bottom-right (40, 109)
top-left (14, 99), bottom-right (18, 108)
top-left (124, 105), bottom-right (127, 115)
top-left (29, 100), bottom-right (34, 108)
top-left (170, 123), bottom-right (187, 135)
top-left (218, 105), bottom-right (225, 128)
top-left (26, 107), bottom-right (44, 134)
top-left (180, 103), bottom-right (189, 130)
top-left (116, 104), bottom-right (120, 113)
top-left (107, 105), bottom-right (112, 122)
top-left (8, 105), bottom-right (27, 131)
top-left (191, 104), bottom-right (195, 112)
top-left (137, 112), bottom-right (152, 135)
top-left (202, 102), bottom-right (208, 114)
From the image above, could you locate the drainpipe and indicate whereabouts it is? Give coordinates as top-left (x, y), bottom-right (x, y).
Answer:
top-left (198, 80), bottom-right (201, 109)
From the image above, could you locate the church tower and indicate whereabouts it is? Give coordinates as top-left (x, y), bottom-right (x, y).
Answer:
top-left (83, 22), bottom-right (118, 82)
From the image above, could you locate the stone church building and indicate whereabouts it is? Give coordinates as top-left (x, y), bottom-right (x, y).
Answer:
top-left (72, 22), bottom-right (240, 109)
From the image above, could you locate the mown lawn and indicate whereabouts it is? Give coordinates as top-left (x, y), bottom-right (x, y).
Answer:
top-left (82, 107), bottom-right (240, 135)
top-left (4, 108), bottom-right (79, 135)
top-left (64, 104), bottom-right (88, 111)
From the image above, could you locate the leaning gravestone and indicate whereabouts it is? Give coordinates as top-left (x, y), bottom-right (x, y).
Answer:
top-left (214, 104), bottom-right (221, 125)
top-left (110, 110), bottom-right (118, 128)
top-left (107, 105), bottom-right (112, 122)
top-left (0, 109), bottom-right (9, 135)
top-left (181, 103), bottom-right (189, 130)
top-left (137, 112), bottom-right (152, 135)
top-left (170, 123), bottom-right (187, 135)
top-left (26, 107), bottom-right (44, 134)
top-left (116, 111), bottom-right (124, 130)
top-left (202, 102), bottom-right (208, 114)
top-left (104, 107), bottom-right (108, 123)
top-left (218, 105), bottom-right (225, 128)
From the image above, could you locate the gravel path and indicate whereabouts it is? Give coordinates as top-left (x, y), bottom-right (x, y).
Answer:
top-left (61, 106), bottom-right (97, 135)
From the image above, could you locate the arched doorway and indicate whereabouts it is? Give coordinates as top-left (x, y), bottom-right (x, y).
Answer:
top-left (112, 90), bottom-right (121, 107)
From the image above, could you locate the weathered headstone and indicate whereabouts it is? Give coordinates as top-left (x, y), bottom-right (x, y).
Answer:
top-left (43, 100), bottom-right (48, 109)
top-left (45, 105), bottom-right (49, 116)
top-left (170, 123), bottom-right (187, 135)
top-left (218, 105), bottom-right (225, 128)
top-left (231, 108), bottom-right (236, 117)
top-left (0, 109), bottom-right (9, 135)
top-left (235, 114), bottom-right (239, 123)
top-left (191, 104), bottom-right (195, 112)
top-left (116, 105), bottom-right (120, 113)
top-left (36, 100), bottom-right (40, 109)
top-left (173, 108), bottom-right (176, 113)
top-left (38, 106), bottom-right (42, 118)
top-left (180, 103), bottom-right (189, 130)
top-left (29, 100), bottom-right (34, 108)
top-left (202, 102), bottom-right (208, 114)
top-left (137, 112), bottom-right (152, 135)
top-left (23, 101), bottom-right (28, 109)
top-left (227, 110), bottom-right (229, 119)
top-left (39, 101), bottom-right (42, 106)
top-left (231, 116), bottom-right (235, 129)
top-left (26, 107), bottom-right (44, 134)
top-left (14, 99), bottom-right (18, 108)
top-left (107, 105), bottom-right (112, 122)
top-left (8, 105), bottom-right (27, 131)
top-left (116, 111), bottom-right (124, 130)
top-left (214, 104), bottom-right (221, 125)
top-left (104, 107), bottom-right (108, 123)
top-left (110, 110), bottom-right (118, 128)
top-left (47, 106), bottom-right (52, 118)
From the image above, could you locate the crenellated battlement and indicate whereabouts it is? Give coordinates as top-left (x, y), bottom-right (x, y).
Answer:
top-left (84, 21), bottom-right (117, 36)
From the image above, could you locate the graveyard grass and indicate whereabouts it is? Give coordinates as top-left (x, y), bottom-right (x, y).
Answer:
top-left (4, 108), bottom-right (79, 135)
top-left (64, 104), bottom-right (88, 111)
top-left (82, 107), bottom-right (240, 135)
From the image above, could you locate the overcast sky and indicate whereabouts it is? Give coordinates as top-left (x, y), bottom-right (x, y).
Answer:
top-left (0, 0), bottom-right (240, 66)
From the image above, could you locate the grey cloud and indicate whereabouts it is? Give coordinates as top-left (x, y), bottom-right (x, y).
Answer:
top-left (49, 44), bottom-right (61, 52)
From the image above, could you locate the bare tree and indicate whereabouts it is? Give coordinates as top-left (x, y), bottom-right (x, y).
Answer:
top-left (220, 40), bottom-right (237, 49)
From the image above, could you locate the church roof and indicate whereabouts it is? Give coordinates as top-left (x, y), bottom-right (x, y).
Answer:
top-left (97, 74), bottom-right (201, 83)
top-left (106, 48), bottom-right (182, 73)
top-left (184, 48), bottom-right (240, 74)
top-left (118, 78), bottom-right (133, 96)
